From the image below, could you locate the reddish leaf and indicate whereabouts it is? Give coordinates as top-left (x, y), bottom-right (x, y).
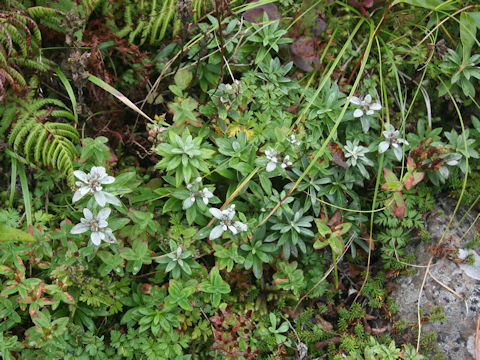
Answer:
top-left (381, 168), bottom-right (403, 192)
top-left (385, 192), bottom-right (405, 219)
top-left (328, 210), bottom-right (342, 227)
top-left (243, 1), bottom-right (281, 23)
top-left (291, 36), bottom-right (316, 58)
top-left (327, 142), bottom-right (349, 169)
top-left (349, 0), bottom-right (374, 9)
top-left (403, 171), bottom-right (425, 190)
top-left (311, 16), bottom-right (326, 37)
top-left (407, 156), bottom-right (416, 172)
top-left (285, 103), bottom-right (299, 114)
top-left (290, 36), bottom-right (321, 72)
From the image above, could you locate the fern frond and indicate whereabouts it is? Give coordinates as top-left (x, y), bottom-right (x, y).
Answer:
top-left (24, 122), bottom-right (43, 162)
top-left (5, 64), bottom-right (26, 86)
top-left (6, 96), bottom-right (80, 186)
top-left (114, 0), bottom-right (203, 45)
top-left (158, 0), bottom-right (176, 44)
top-left (0, 24), bottom-right (13, 55)
top-left (50, 109), bottom-right (76, 121)
top-left (0, 97), bottom-right (17, 135)
top-left (33, 128), bottom-right (47, 162)
top-left (20, 57), bottom-right (52, 72)
top-left (128, 20), bottom-right (144, 44)
top-left (26, 6), bottom-right (61, 19)
top-left (2, 22), bottom-right (26, 56)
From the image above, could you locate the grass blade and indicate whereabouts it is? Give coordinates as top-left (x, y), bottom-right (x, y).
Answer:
top-left (55, 66), bottom-right (78, 123)
top-left (88, 73), bottom-right (154, 123)
top-left (17, 161), bottom-right (32, 226)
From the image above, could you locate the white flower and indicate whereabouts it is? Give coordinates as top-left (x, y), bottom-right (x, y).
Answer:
top-left (183, 187), bottom-right (214, 209)
top-left (209, 205), bottom-right (247, 240)
top-left (265, 148), bottom-right (279, 172)
top-left (287, 134), bottom-right (301, 146)
top-left (281, 155), bottom-right (292, 169)
top-left (183, 195), bottom-right (196, 209)
top-left (71, 207), bottom-right (116, 246)
top-left (378, 124), bottom-right (409, 161)
top-left (350, 94), bottom-right (382, 118)
top-left (72, 166), bottom-right (119, 207)
top-left (199, 188), bottom-right (214, 204)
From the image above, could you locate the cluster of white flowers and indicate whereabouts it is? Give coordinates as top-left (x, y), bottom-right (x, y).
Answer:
top-left (209, 205), bottom-right (247, 240)
top-left (281, 155), bottom-right (292, 169)
top-left (287, 134), bottom-right (301, 146)
top-left (183, 177), bottom-right (214, 209)
top-left (73, 166), bottom-right (120, 207)
top-left (378, 124), bottom-right (409, 161)
top-left (350, 94), bottom-right (382, 118)
top-left (265, 148), bottom-right (292, 172)
top-left (265, 148), bottom-right (279, 172)
top-left (71, 208), bottom-right (115, 246)
top-left (70, 166), bottom-right (118, 246)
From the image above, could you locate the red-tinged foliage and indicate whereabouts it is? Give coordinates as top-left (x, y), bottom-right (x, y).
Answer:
top-left (209, 305), bottom-right (257, 358)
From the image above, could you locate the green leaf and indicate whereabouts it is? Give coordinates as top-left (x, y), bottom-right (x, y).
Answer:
top-left (0, 224), bottom-right (36, 242)
top-left (391, 0), bottom-right (454, 10)
top-left (174, 69), bottom-right (193, 90)
top-left (166, 280), bottom-right (196, 311)
top-left (199, 267), bottom-right (230, 307)
top-left (460, 12), bottom-right (477, 64)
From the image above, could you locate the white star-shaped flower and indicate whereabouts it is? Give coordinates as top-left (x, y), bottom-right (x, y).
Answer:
top-left (378, 124), bottom-right (409, 161)
top-left (281, 155), bottom-right (292, 169)
top-left (71, 207), bottom-right (116, 246)
top-left (72, 166), bottom-right (119, 207)
top-left (265, 148), bottom-right (279, 172)
top-left (351, 94), bottom-right (382, 118)
top-left (209, 205), bottom-right (247, 240)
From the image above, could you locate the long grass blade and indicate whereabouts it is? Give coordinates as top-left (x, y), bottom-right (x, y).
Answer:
top-left (17, 161), bottom-right (32, 226)
top-left (55, 66), bottom-right (78, 123)
top-left (88, 73), bottom-right (154, 123)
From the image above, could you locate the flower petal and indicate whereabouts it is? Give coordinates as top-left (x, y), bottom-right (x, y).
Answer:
top-left (92, 166), bottom-right (106, 177)
top-left (94, 191), bottom-right (106, 207)
top-left (209, 225), bottom-right (225, 240)
top-left (103, 228), bottom-right (116, 243)
top-left (183, 197), bottom-right (195, 209)
top-left (364, 94), bottom-right (372, 104)
top-left (101, 175), bottom-right (115, 184)
top-left (393, 146), bottom-right (403, 161)
top-left (366, 110), bottom-right (374, 116)
top-left (71, 223), bottom-right (89, 234)
top-left (234, 221), bottom-right (247, 232)
top-left (350, 96), bottom-right (362, 105)
top-left (90, 232), bottom-right (102, 246)
top-left (378, 141), bottom-right (390, 153)
top-left (98, 220), bottom-right (108, 228)
top-left (73, 170), bottom-right (88, 183)
top-left (98, 207), bottom-right (111, 221)
top-left (83, 208), bottom-right (93, 220)
top-left (228, 225), bottom-right (238, 235)
top-left (72, 189), bottom-right (87, 203)
top-left (370, 102), bottom-right (382, 111)
top-left (353, 109), bottom-right (364, 118)
top-left (266, 162), bottom-right (277, 172)
top-left (209, 208), bottom-right (224, 219)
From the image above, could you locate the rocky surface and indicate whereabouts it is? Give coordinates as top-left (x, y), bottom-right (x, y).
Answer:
top-left (392, 197), bottom-right (479, 359)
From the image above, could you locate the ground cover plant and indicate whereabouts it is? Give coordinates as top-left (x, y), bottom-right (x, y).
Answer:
top-left (0, 0), bottom-right (479, 359)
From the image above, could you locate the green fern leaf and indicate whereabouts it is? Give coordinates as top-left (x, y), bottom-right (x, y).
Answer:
top-left (6, 96), bottom-right (79, 186)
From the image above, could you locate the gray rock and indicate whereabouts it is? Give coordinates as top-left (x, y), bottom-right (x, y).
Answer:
top-left (392, 197), bottom-right (479, 359)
